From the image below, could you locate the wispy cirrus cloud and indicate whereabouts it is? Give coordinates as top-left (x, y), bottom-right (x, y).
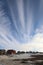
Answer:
top-left (0, 0), bottom-right (43, 51)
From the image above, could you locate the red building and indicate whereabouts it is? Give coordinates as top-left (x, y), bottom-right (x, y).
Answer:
top-left (7, 50), bottom-right (16, 55)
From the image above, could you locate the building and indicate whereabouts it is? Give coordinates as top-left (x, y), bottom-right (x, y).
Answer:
top-left (6, 50), bottom-right (16, 55)
top-left (0, 49), bottom-right (6, 55)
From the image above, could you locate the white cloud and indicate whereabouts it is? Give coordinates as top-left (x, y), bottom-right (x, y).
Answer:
top-left (36, 25), bottom-right (43, 33)
top-left (0, 31), bottom-right (43, 52)
top-left (17, 0), bottom-right (25, 30)
top-left (21, 33), bottom-right (43, 52)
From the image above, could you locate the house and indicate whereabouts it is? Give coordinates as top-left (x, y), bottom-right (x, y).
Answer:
top-left (0, 49), bottom-right (6, 55)
top-left (6, 50), bottom-right (16, 55)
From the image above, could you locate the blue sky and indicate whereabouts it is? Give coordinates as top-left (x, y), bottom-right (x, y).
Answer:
top-left (0, 0), bottom-right (43, 51)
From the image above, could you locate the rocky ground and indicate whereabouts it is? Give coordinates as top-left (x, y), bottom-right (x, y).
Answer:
top-left (0, 54), bottom-right (43, 65)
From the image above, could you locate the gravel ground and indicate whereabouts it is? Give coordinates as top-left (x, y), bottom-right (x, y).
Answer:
top-left (0, 54), bottom-right (43, 65)
top-left (0, 59), bottom-right (34, 65)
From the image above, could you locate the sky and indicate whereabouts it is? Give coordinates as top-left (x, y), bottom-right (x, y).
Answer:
top-left (0, 0), bottom-right (43, 52)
